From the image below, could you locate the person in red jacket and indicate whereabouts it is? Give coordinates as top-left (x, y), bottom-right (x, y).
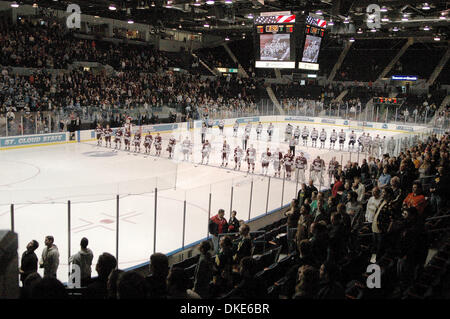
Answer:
top-left (403, 181), bottom-right (427, 216)
top-left (209, 209), bottom-right (228, 253)
top-left (331, 175), bottom-right (344, 199)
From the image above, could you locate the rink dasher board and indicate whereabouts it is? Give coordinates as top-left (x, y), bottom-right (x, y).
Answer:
top-left (1, 116), bottom-right (428, 150)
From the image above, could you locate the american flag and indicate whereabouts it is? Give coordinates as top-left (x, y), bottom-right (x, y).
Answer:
top-left (306, 15), bottom-right (327, 28)
top-left (254, 15), bottom-right (296, 24)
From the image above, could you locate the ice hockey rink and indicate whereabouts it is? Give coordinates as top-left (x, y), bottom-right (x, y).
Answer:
top-left (0, 118), bottom-right (428, 282)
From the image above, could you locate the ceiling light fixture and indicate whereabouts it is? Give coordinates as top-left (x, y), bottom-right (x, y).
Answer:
top-left (380, 6), bottom-right (388, 12)
top-left (206, 0), bottom-right (215, 5)
top-left (423, 25), bottom-right (430, 31)
top-left (393, 26), bottom-right (399, 32)
top-left (343, 18), bottom-right (350, 24)
top-left (349, 37), bottom-right (355, 42)
top-left (422, 3), bottom-right (430, 10)
top-left (10, 1), bottom-right (19, 8)
top-left (108, 4), bottom-right (117, 11)
top-left (328, 19), bottom-right (334, 26)
top-left (193, 0), bottom-right (201, 6)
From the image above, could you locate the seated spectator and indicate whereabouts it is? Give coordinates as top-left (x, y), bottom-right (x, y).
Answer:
top-left (403, 181), bottom-right (427, 216)
top-left (85, 252), bottom-right (117, 299)
top-left (116, 271), bottom-right (147, 299)
top-left (30, 277), bottom-right (68, 299)
top-left (225, 257), bottom-right (267, 299)
top-left (107, 269), bottom-right (124, 299)
top-left (146, 253), bottom-right (169, 299)
top-left (167, 267), bottom-right (201, 299)
top-left (193, 241), bottom-right (214, 299)
top-left (280, 240), bottom-right (316, 299)
top-left (293, 265), bottom-right (320, 299)
top-left (20, 272), bottom-right (41, 299)
top-left (317, 262), bottom-right (345, 299)
top-left (377, 167), bottom-right (391, 189)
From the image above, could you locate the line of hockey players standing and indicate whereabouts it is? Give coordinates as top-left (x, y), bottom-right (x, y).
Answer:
top-left (95, 121), bottom-right (397, 186)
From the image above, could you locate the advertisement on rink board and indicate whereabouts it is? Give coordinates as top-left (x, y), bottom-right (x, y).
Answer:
top-left (284, 116), bottom-right (315, 122)
top-left (0, 133), bottom-right (67, 148)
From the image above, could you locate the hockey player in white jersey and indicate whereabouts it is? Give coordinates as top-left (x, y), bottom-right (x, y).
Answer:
top-left (246, 144), bottom-right (257, 174)
top-left (301, 126), bottom-right (309, 147)
top-left (285, 124), bottom-right (293, 142)
top-left (201, 140), bottom-right (211, 164)
top-left (245, 122), bottom-right (252, 137)
top-left (349, 130), bottom-right (356, 151)
top-left (181, 137), bottom-right (192, 161)
top-left (261, 148), bottom-right (271, 176)
top-left (387, 137), bottom-right (396, 156)
top-left (372, 135), bottom-right (381, 157)
top-left (358, 133), bottom-right (365, 152)
top-left (311, 128), bottom-right (319, 148)
top-left (330, 129), bottom-right (338, 150)
top-left (338, 129), bottom-right (346, 151)
top-left (267, 123), bottom-right (274, 141)
top-left (380, 136), bottom-right (386, 155)
top-left (295, 152), bottom-right (307, 183)
top-left (364, 133), bottom-right (372, 154)
top-left (310, 156), bottom-right (325, 186)
top-left (234, 145), bottom-right (243, 170)
top-left (221, 140), bottom-right (231, 167)
top-left (233, 120), bottom-right (239, 137)
top-left (319, 129), bottom-right (327, 149)
top-left (256, 122), bottom-right (263, 140)
top-left (218, 119), bottom-right (225, 135)
top-left (293, 126), bottom-right (301, 145)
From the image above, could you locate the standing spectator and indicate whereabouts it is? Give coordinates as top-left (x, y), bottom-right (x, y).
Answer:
top-left (372, 187), bottom-right (395, 261)
top-left (212, 236), bottom-right (234, 296)
top-left (305, 179), bottom-right (318, 198)
top-left (69, 237), bottom-right (93, 287)
top-left (193, 241), bottom-right (214, 298)
top-left (39, 236), bottom-right (59, 278)
top-left (285, 199), bottom-right (300, 253)
top-left (365, 187), bottom-right (382, 223)
top-left (233, 224), bottom-right (253, 263)
top-left (19, 240), bottom-right (39, 285)
top-left (331, 175), bottom-right (343, 198)
top-left (146, 253), bottom-right (169, 299)
top-left (209, 209), bottom-right (228, 253)
top-left (86, 252), bottom-right (117, 299)
top-left (346, 191), bottom-right (364, 231)
top-left (390, 176), bottom-right (405, 212)
top-left (429, 166), bottom-right (448, 216)
top-left (227, 210), bottom-right (240, 233)
top-left (351, 176), bottom-right (366, 204)
top-left (296, 203), bottom-right (313, 245)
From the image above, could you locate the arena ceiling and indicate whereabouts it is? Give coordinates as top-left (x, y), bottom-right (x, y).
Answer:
top-left (10, 1), bottom-right (450, 40)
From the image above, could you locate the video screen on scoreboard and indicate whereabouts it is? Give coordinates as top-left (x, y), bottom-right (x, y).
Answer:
top-left (259, 34), bottom-right (291, 61)
top-left (301, 35), bottom-right (322, 63)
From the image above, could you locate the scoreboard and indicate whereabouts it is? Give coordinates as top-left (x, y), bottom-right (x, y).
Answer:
top-left (254, 14), bottom-right (298, 69)
top-left (373, 97), bottom-right (404, 105)
top-left (254, 13), bottom-right (327, 70)
top-left (256, 24), bottom-right (295, 34)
